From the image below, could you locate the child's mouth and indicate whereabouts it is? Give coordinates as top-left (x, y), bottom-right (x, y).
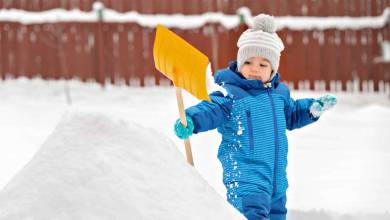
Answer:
top-left (247, 75), bottom-right (263, 81)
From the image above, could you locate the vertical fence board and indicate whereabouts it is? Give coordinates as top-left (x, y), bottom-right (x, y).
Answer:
top-left (117, 24), bottom-right (129, 84)
top-left (102, 24), bottom-right (114, 84)
top-left (357, 30), bottom-right (369, 90)
top-left (31, 24), bottom-right (39, 77)
top-left (8, 23), bottom-right (17, 78)
top-left (371, 28), bottom-right (382, 91)
top-left (65, 24), bottom-right (77, 79)
top-left (0, 23), bottom-right (4, 78)
top-left (2, 24), bottom-right (11, 77)
top-left (286, 31), bottom-right (306, 89)
top-left (306, 30), bottom-right (322, 89)
top-left (47, 24), bottom-right (57, 79)
top-left (143, 28), bottom-right (157, 84)
top-left (133, 25), bottom-right (144, 86)
top-left (366, 29), bottom-right (375, 89)
top-left (278, 30), bottom-right (288, 80)
top-left (217, 25), bottom-right (230, 70)
top-left (76, 23), bottom-right (89, 81)
top-left (111, 25), bottom-right (121, 84)
top-left (321, 29), bottom-right (338, 90)
top-left (125, 25), bottom-right (135, 85)
top-left (24, 25), bottom-right (34, 78)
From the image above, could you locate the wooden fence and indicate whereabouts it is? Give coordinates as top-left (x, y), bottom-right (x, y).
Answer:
top-left (1, 0), bottom-right (390, 91)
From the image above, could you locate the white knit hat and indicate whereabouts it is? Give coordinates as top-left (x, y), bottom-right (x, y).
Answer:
top-left (237, 14), bottom-right (285, 74)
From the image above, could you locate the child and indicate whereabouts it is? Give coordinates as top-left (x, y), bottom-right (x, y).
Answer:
top-left (174, 14), bottom-right (336, 220)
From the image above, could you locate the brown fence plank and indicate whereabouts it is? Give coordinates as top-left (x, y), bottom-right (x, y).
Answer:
top-left (339, 30), bottom-right (354, 90)
top-left (76, 23), bottom-right (89, 81)
top-left (29, 25), bottom-right (40, 77)
top-left (23, 25), bottom-right (33, 78)
top-left (0, 23), bottom-right (5, 79)
top-left (132, 25), bottom-right (144, 86)
top-left (197, 26), bottom-right (213, 65)
top-left (3, 24), bottom-right (12, 77)
top-left (102, 23), bottom-right (114, 84)
top-left (349, 30), bottom-right (360, 84)
top-left (0, 23), bottom-right (4, 78)
top-left (127, 25), bottom-right (135, 85)
top-left (365, 29), bottom-right (375, 89)
top-left (333, 30), bottom-right (344, 90)
top-left (278, 29), bottom-right (288, 79)
top-left (39, 24), bottom-right (50, 79)
top-left (306, 30), bottom-right (322, 89)
top-left (111, 25), bottom-right (121, 84)
top-left (64, 24), bottom-right (77, 79)
top-left (285, 31), bottom-right (306, 89)
top-left (50, 24), bottom-right (61, 80)
top-left (371, 28), bottom-right (382, 91)
top-left (146, 27), bottom-right (162, 85)
top-left (216, 25), bottom-right (230, 70)
top-left (356, 30), bottom-right (369, 90)
top-left (8, 23), bottom-right (18, 78)
top-left (321, 29), bottom-right (339, 90)
top-left (115, 24), bottom-right (129, 84)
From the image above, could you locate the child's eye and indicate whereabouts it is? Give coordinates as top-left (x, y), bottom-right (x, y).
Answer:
top-left (244, 61), bottom-right (251, 65)
top-left (260, 64), bottom-right (268, 67)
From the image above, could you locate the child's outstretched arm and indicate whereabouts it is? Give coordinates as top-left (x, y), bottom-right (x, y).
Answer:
top-left (174, 91), bottom-right (232, 139)
top-left (285, 92), bottom-right (337, 130)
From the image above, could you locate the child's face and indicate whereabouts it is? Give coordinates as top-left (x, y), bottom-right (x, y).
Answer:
top-left (240, 56), bottom-right (273, 82)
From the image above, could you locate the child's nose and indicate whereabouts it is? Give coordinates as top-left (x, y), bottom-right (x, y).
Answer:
top-left (250, 66), bottom-right (259, 72)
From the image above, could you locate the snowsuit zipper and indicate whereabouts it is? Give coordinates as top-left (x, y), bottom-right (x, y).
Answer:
top-left (266, 87), bottom-right (279, 195)
top-left (246, 110), bottom-right (254, 151)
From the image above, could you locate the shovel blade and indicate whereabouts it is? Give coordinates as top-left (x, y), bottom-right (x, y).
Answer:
top-left (153, 25), bottom-right (210, 101)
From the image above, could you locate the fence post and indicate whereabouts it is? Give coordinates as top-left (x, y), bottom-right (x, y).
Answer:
top-left (94, 1), bottom-right (106, 86)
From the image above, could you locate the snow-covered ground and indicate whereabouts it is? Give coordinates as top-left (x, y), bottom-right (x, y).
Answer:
top-left (1, 78), bottom-right (390, 219)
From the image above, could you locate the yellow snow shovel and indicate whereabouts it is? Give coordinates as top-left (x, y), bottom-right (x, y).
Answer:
top-left (153, 24), bottom-right (210, 167)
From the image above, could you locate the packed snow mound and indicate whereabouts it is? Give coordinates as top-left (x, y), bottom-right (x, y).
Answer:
top-left (0, 111), bottom-right (244, 220)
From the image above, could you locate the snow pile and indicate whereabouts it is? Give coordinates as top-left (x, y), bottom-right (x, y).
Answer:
top-left (0, 111), bottom-right (244, 220)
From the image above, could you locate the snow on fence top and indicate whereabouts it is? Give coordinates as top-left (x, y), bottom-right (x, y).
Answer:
top-left (0, 2), bottom-right (389, 30)
top-left (0, 111), bottom-right (245, 220)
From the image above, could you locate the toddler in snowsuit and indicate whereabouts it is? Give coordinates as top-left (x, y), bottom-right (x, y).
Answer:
top-left (174, 14), bottom-right (336, 220)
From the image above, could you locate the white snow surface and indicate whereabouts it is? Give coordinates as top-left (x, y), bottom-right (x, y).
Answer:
top-left (0, 110), bottom-right (244, 220)
top-left (0, 5), bottom-right (389, 30)
top-left (1, 78), bottom-right (390, 220)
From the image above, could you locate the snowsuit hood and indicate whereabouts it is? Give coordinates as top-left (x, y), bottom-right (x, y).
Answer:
top-left (214, 61), bottom-right (281, 92)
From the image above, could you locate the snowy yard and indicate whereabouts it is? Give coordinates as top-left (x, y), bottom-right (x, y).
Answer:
top-left (1, 78), bottom-right (390, 219)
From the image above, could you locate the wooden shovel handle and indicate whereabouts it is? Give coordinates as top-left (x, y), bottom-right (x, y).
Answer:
top-left (175, 87), bottom-right (194, 166)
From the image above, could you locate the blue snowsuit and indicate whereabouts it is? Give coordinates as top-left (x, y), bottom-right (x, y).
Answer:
top-left (185, 62), bottom-right (318, 220)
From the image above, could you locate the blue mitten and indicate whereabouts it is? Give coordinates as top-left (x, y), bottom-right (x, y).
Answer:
top-left (174, 116), bottom-right (194, 140)
top-left (310, 94), bottom-right (337, 118)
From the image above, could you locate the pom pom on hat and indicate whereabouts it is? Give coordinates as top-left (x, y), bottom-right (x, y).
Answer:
top-left (253, 14), bottom-right (276, 33)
